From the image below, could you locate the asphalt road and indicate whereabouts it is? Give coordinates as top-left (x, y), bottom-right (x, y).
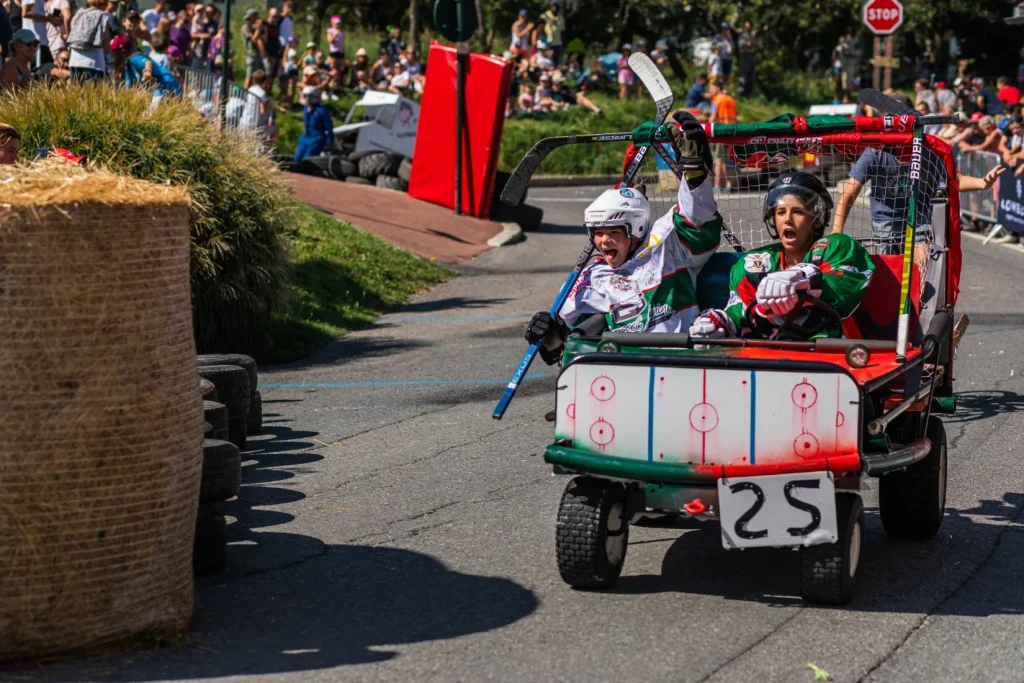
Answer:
top-left (11, 186), bottom-right (1024, 683)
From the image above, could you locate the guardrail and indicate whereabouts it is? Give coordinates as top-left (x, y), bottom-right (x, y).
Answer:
top-left (958, 149), bottom-right (1000, 225)
top-left (178, 66), bottom-right (262, 133)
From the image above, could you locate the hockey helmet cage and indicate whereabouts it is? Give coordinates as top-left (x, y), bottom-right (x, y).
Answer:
top-left (763, 171), bottom-right (834, 240)
top-left (584, 187), bottom-right (652, 241)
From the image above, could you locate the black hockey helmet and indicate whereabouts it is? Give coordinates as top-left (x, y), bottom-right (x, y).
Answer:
top-left (762, 171), bottom-right (834, 240)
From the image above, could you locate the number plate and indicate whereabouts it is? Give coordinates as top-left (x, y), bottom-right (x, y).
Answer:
top-left (718, 472), bottom-right (838, 549)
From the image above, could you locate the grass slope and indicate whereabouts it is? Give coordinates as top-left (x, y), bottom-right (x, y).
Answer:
top-left (265, 201), bottom-right (453, 363)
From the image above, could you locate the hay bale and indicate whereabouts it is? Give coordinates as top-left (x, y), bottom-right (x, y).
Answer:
top-left (0, 164), bottom-right (203, 660)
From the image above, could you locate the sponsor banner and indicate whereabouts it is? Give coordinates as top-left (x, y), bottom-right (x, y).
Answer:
top-left (996, 164), bottom-right (1024, 235)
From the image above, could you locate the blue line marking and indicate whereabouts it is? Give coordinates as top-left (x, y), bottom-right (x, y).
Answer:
top-left (749, 371), bottom-right (756, 465)
top-left (647, 366), bottom-right (656, 462)
top-left (262, 373), bottom-right (551, 390)
top-left (381, 316), bottom-right (527, 323)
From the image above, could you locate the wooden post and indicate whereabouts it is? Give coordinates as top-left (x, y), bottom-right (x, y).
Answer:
top-left (883, 35), bottom-right (894, 91)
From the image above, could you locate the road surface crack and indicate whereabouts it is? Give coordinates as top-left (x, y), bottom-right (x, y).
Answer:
top-left (697, 608), bottom-right (804, 682)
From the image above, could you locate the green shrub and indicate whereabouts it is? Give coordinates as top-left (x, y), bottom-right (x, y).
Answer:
top-left (0, 82), bottom-right (291, 356)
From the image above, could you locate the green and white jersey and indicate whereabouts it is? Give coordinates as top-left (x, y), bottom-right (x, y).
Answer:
top-left (559, 177), bottom-right (724, 333)
top-left (723, 232), bottom-right (875, 337)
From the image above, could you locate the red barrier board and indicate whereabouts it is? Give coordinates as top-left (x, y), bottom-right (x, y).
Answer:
top-left (408, 42), bottom-right (513, 218)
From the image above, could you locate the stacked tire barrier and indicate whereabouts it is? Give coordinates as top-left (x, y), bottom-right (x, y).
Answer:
top-left (277, 149), bottom-right (410, 192)
top-left (0, 165), bottom-right (202, 660)
top-left (193, 354), bottom-right (263, 577)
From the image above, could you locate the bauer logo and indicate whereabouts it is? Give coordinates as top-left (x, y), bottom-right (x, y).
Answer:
top-left (620, 188), bottom-right (634, 198)
top-left (909, 136), bottom-right (923, 180)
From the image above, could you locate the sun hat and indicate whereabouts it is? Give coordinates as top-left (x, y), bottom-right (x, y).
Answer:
top-left (306, 41), bottom-right (315, 49)
top-left (518, 9), bottom-right (528, 17)
top-left (244, 8), bottom-right (258, 19)
top-left (622, 42), bottom-right (632, 51)
top-left (355, 47), bottom-right (367, 57)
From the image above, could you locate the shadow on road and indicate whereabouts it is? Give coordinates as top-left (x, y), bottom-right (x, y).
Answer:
top-left (608, 493), bottom-right (1024, 615)
top-left (946, 390), bottom-right (1024, 424)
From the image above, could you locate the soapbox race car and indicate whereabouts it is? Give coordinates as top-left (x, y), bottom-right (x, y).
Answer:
top-left (542, 126), bottom-right (966, 605)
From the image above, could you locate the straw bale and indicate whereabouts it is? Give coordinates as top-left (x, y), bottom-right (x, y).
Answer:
top-left (0, 163), bottom-right (203, 660)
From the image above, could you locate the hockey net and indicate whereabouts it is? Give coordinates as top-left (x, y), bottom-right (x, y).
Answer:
top-left (629, 130), bottom-right (953, 258)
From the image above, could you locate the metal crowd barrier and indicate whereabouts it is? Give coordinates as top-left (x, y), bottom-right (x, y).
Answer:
top-left (178, 66), bottom-right (262, 133)
top-left (958, 150), bottom-right (1000, 225)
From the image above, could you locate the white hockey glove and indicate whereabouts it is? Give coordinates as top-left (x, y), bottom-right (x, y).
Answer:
top-left (755, 263), bottom-right (822, 317)
top-left (689, 308), bottom-right (736, 340)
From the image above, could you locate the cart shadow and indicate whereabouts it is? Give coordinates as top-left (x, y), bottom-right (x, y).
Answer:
top-left (945, 390), bottom-right (1024, 424)
top-left (611, 492), bottom-right (1024, 616)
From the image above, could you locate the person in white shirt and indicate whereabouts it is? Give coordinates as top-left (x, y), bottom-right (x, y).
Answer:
top-left (141, 0), bottom-right (165, 33)
top-left (23, 0), bottom-right (60, 66)
top-left (388, 60), bottom-right (410, 94)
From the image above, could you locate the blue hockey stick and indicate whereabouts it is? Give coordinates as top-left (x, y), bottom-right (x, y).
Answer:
top-left (492, 53), bottom-right (673, 420)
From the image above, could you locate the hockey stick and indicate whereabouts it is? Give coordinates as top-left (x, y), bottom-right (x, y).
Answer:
top-left (895, 126), bottom-right (924, 362)
top-left (493, 54), bottom-right (674, 420)
top-left (857, 88), bottom-right (966, 126)
top-left (501, 132), bottom-right (634, 207)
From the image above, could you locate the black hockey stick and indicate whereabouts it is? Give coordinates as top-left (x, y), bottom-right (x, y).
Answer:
top-left (857, 88), bottom-right (966, 126)
top-left (500, 132), bottom-right (633, 207)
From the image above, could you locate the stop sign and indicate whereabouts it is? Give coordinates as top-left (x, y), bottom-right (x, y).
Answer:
top-left (863, 0), bottom-right (904, 35)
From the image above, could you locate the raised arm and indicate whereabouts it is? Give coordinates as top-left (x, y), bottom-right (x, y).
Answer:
top-left (831, 177), bottom-right (864, 233)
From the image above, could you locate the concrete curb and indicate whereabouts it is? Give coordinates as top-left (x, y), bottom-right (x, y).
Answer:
top-left (488, 222), bottom-right (526, 247)
top-left (528, 175), bottom-right (620, 188)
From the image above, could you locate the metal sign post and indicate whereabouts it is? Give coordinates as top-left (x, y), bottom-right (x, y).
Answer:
top-left (863, 0), bottom-right (903, 93)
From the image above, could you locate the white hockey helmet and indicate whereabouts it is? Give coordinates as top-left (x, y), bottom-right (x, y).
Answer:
top-left (583, 187), bottom-right (652, 241)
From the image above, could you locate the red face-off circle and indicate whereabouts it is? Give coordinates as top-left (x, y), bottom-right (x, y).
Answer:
top-left (590, 420), bottom-right (615, 446)
top-left (791, 381), bottom-right (818, 410)
top-left (688, 403), bottom-right (719, 433)
top-left (590, 376), bottom-right (616, 401)
top-left (794, 433), bottom-right (820, 458)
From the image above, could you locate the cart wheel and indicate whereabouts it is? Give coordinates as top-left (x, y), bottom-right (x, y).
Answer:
top-left (556, 476), bottom-right (628, 589)
top-left (879, 417), bottom-right (947, 540)
top-left (799, 492), bottom-right (863, 605)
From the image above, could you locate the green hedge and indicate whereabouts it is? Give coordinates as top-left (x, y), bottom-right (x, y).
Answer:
top-left (0, 82), bottom-right (291, 356)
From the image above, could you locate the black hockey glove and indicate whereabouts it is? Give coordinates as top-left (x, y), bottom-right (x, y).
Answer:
top-left (669, 110), bottom-right (714, 187)
top-left (525, 311), bottom-right (568, 365)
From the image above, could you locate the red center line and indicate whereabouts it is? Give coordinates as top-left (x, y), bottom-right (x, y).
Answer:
top-left (702, 369), bottom-right (707, 465)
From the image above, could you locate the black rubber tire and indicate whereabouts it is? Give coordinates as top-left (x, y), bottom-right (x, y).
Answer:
top-left (358, 151), bottom-right (403, 180)
top-left (246, 389), bottom-right (263, 435)
top-left (799, 492), bottom-right (864, 605)
top-left (199, 377), bottom-right (218, 402)
top-left (879, 418), bottom-right (948, 540)
top-left (269, 153), bottom-right (293, 164)
top-left (196, 365), bottom-right (250, 451)
top-left (327, 156), bottom-right (356, 180)
top-left (555, 476), bottom-right (629, 589)
top-left (345, 176), bottom-right (373, 185)
top-left (193, 508), bottom-right (227, 577)
top-left (375, 174), bottom-right (408, 192)
top-left (303, 155), bottom-right (333, 172)
top-left (203, 421), bottom-right (214, 438)
top-left (200, 438), bottom-right (241, 503)
top-left (197, 353), bottom-right (258, 393)
top-left (398, 157), bottom-right (412, 183)
top-left (278, 160), bottom-right (300, 173)
top-left (295, 159), bottom-right (328, 177)
top-left (203, 400), bottom-right (230, 442)
top-left (346, 149), bottom-right (379, 162)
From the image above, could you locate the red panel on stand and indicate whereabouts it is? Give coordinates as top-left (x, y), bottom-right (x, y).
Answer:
top-left (408, 42), bottom-right (513, 218)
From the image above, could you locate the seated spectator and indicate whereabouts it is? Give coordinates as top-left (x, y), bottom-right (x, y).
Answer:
top-left (300, 41), bottom-right (315, 67)
top-left (685, 73), bottom-right (710, 112)
top-left (650, 38), bottom-right (669, 67)
top-left (914, 78), bottom-right (937, 114)
top-left (960, 115), bottom-right (1004, 153)
top-left (39, 47), bottom-right (71, 81)
top-left (0, 123), bottom-right (21, 164)
top-left (999, 114), bottom-right (1024, 166)
top-left (517, 82), bottom-right (535, 114)
top-left (387, 60), bottom-right (410, 94)
top-left (551, 69), bottom-right (601, 115)
top-left (936, 102), bottom-right (962, 142)
top-left (370, 48), bottom-right (390, 88)
top-left (401, 45), bottom-right (420, 75)
top-left (535, 39), bottom-right (553, 70)
top-left (955, 77), bottom-right (979, 117)
top-left (998, 76), bottom-right (1022, 112)
top-left (1, 28), bottom-right (38, 90)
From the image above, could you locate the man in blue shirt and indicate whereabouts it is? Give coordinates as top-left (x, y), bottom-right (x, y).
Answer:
top-left (975, 78), bottom-right (1004, 117)
top-left (294, 86), bottom-right (334, 162)
top-left (684, 73), bottom-right (709, 113)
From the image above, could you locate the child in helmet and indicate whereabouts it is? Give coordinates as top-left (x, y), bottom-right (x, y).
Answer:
top-left (691, 171), bottom-right (875, 341)
top-left (525, 111), bottom-right (724, 363)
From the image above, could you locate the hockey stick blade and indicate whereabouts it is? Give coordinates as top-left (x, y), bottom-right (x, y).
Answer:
top-left (501, 132), bottom-right (634, 207)
top-left (857, 87), bottom-right (917, 117)
top-left (629, 52), bottom-right (674, 122)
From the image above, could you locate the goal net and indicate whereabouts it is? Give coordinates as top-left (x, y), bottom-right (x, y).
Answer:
top-left (629, 121), bottom-right (952, 258)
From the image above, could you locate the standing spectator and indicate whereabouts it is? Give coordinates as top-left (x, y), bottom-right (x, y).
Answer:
top-left (279, 35), bottom-right (298, 105)
top-left (277, 0), bottom-right (292, 48)
top-left (510, 10), bottom-right (530, 53)
top-left (0, 123), bottom-right (20, 164)
top-left (616, 43), bottom-right (633, 100)
top-left (649, 39), bottom-right (668, 67)
top-left (168, 10), bottom-right (190, 65)
top-left (382, 24), bottom-right (403, 64)
top-left (540, 0), bottom-right (564, 66)
top-left (712, 23), bottom-right (734, 84)
top-left (975, 78), bottom-right (1003, 117)
top-left (22, 0), bottom-right (57, 66)
top-left (935, 80), bottom-right (956, 111)
top-left (707, 44), bottom-right (723, 85)
top-left (262, 6), bottom-right (281, 93)
top-left (998, 76), bottom-right (1021, 112)
top-left (709, 81), bottom-right (736, 192)
top-left (293, 86), bottom-right (333, 163)
top-left (684, 73), bottom-right (709, 113)
top-left (241, 8), bottom-right (263, 89)
top-left (529, 16), bottom-right (544, 56)
top-left (189, 4), bottom-right (214, 69)
top-left (140, 0), bottom-right (163, 33)
top-left (1, 28), bottom-right (36, 88)
top-left (370, 47), bottom-right (390, 88)
top-left (736, 20), bottom-right (762, 97)
top-left (955, 77), bottom-right (978, 117)
top-left (243, 69), bottom-right (276, 143)
top-left (46, 0), bottom-right (71, 61)
top-left (326, 13), bottom-right (343, 72)
top-left (148, 32), bottom-right (169, 67)
top-left (67, 0), bottom-right (113, 81)
top-left (208, 22), bottom-right (226, 73)
top-left (914, 79), bottom-right (937, 114)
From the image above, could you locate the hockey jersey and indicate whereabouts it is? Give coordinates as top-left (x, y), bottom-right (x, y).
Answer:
top-left (723, 233), bottom-right (875, 338)
top-left (559, 176), bottom-right (723, 333)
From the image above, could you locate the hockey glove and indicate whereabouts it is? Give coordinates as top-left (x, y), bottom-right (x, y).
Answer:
top-left (669, 110), bottom-right (714, 178)
top-left (689, 308), bottom-right (736, 339)
top-left (755, 263), bottom-right (822, 317)
top-left (525, 311), bottom-right (569, 365)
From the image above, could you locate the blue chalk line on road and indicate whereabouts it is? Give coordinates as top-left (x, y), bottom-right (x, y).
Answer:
top-left (381, 316), bottom-right (528, 323)
top-left (262, 372), bottom-right (551, 390)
